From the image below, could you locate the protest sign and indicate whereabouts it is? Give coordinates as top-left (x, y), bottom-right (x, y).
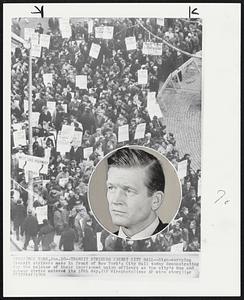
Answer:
top-left (137, 69), bottom-right (148, 85)
top-left (59, 18), bottom-right (72, 39)
top-left (18, 154), bottom-right (49, 175)
top-left (171, 242), bottom-right (184, 253)
top-left (56, 132), bottom-right (72, 154)
top-left (46, 101), bottom-right (56, 116)
top-left (134, 123), bottom-right (146, 140)
top-left (157, 18), bottom-right (165, 26)
top-left (118, 124), bottom-right (129, 143)
top-left (76, 75), bottom-right (87, 89)
top-left (24, 28), bottom-right (35, 41)
top-left (125, 36), bottom-right (137, 51)
top-left (147, 102), bottom-right (162, 120)
top-left (31, 44), bottom-right (41, 57)
top-left (30, 32), bottom-right (39, 46)
top-left (44, 148), bottom-right (51, 160)
top-left (88, 20), bottom-right (94, 34)
top-left (12, 123), bottom-right (24, 131)
top-left (39, 34), bottom-right (50, 48)
top-left (35, 205), bottom-right (48, 224)
top-left (59, 177), bottom-right (69, 188)
top-left (18, 154), bottom-right (27, 169)
top-left (24, 100), bottom-right (28, 113)
top-left (97, 232), bottom-right (102, 251)
top-left (43, 73), bottom-right (53, 86)
top-left (89, 43), bottom-right (101, 59)
top-left (31, 112), bottom-right (40, 127)
top-left (177, 160), bottom-right (188, 179)
top-left (83, 147), bottom-right (93, 160)
top-left (61, 124), bottom-right (75, 137)
top-left (95, 26), bottom-right (114, 39)
top-left (142, 42), bottom-right (163, 56)
top-left (13, 130), bottom-right (27, 147)
top-left (147, 91), bottom-right (156, 105)
top-left (71, 131), bottom-right (83, 148)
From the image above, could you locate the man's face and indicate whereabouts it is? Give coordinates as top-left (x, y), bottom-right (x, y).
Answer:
top-left (106, 167), bottom-right (155, 233)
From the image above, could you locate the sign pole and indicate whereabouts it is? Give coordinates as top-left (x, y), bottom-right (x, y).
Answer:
top-left (28, 44), bottom-right (33, 209)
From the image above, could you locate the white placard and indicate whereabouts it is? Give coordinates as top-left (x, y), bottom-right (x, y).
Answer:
top-left (147, 102), bottom-right (162, 120)
top-left (97, 232), bottom-right (102, 251)
top-left (13, 130), bottom-right (27, 147)
top-left (76, 75), bottom-right (87, 89)
top-left (59, 18), bottom-right (72, 39)
top-left (95, 26), bottom-right (114, 39)
top-left (61, 125), bottom-right (75, 137)
top-left (35, 205), bottom-right (48, 224)
top-left (157, 18), bottom-right (165, 26)
top-left (89, 43), bottom-right (101, 59)
top-left (31, 112), bottom-right (40, 127)
top-left (39, 34), bottom-right (50, 48)
top-left (44, 148), bottom-right (51, 160)
top-left (147, 91), bottom-right (156, 106)
top-left (24, 28), bottom-right (35, 41)
top-left (30, 32), bottom-right (39, 46)
top-left (171, 242), bottom-right (184, 253)
top-left (177, 160), bottom-right (188, 179)
top-left (31, 44), bottom-right (41, 58)
top-left (24, 100), bottom-right (28, 113)
top-left (43, 73), bottom-right (53, 86)
top-left (134, 123), bottom-right (146, 140)
top-left (71, 131), bottom-right (83, 148)
top-left (18, 154), bottom-right (49, 174)
top-left (12, 123), bottom-right (24, 131)
top-left (118, 124), bottom-right (129, 143)
top-left (83, 147), bottom-right (93, 159)
top-left (137, 69), bottom-right (148, 85)
top-left (46, 101), bottom-right (56, 116)
top-left (56, 134), bottom-right (72, 154)
top-left (125, 36), bottom-right (137, 51)
top-left (142, 42), bottom-right (163, 56)
top-left (88, 20), bottom-right (94, 34)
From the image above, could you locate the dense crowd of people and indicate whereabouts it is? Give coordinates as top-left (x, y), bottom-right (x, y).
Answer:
top-left (10, 17), bottom-right (201, 251)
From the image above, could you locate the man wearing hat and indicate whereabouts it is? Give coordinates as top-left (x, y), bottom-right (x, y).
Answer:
top-left (22, 209), bottom-right (39, 251)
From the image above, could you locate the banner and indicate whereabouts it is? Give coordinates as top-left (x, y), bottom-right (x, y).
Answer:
top-left (89, 43), bottom-right (101, 59)
top-left (71, 131), bottom-right (83, 148)
top-left (118, 124), bottom-right (129, 143)
top-left (39, 34), bottom-right (50, 48)
top-left (134, 123), bottom-right (146, 140)
top-left (88, 20), bottom-right (94, 34)
top-left (13, 130), bottom-right (27, 147)
top-left (31, 44), bottom-right (41, 58)
top-left (76, 75), bottom-right (87, 89)
top-left (177, 160), bottom-right (188, 179)
top-left (157, 18), bottom-right (165, 26)
top-left (24, 28), bottom-right (35, 41)
top-left (18, 154), bottom-right (49, 175)
top-left (83, 147), bottom-right (93, 160)
top-left (43, 73), bottom-right (53, 86)
top-left (35, 205), bottom-right (48, 224)
top-left (95, 26), bottom-right (114, 39)
top-left (125, 36), bottom-right (137, 51)
top-left (137, 69), bottom-right (148, 85)
top-left (142, 42), bottom-right (163, 56)
top-left (31, 112), bottom-right (40, 127)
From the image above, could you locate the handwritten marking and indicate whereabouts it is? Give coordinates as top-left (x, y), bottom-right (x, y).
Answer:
top-left (189, 6), bottom-right (199, 18)
top-left (31, 6), bottom-right (44, 18)
top-left (215, 189), bottom-right (230, 205)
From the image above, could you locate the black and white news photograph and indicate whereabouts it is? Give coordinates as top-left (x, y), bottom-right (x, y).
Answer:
top-left (3, 3), bottom-right (240, 297)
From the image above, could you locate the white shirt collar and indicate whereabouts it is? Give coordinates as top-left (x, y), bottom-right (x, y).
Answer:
top-left (118, 217), bottom-right (160, 240)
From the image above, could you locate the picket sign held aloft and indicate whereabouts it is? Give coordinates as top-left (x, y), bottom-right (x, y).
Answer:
top-left (125, 36), bottom-right (137, 51)
top-left (142, 42), bottom-right (163, 56)
top-left (89, 43), bottom-right (101, 59)
top-left (177, 159), bottom-right (188, 179)
top-left (35, 205), bottom-right (48, 224)
top-left (24, 28), bottom-right (35, 41)
top-left (39, 34), bottom-right (50, 48)
top-left (43, 73), bottom-right (53, 86)
top-left (137, 69), bottom-right (148, 85)
top-left (76, 75), bottom-right (87, 89)
top-left (134, 123), bottom-right (146, 140)
top-left (157, 18), bottom-right (165, 26)
top-left (95, 26), bottom-right (114, 39)
top-left (18, 154), bottom-right (49, 175)
top-left (83, 147), bottom-right (93, 160)
top-left (31, 44), bottom-right (41, 58)
top-left (13, 129), bottom-right (27, 147)
top-left (118, 124), bottom-right (129, 143)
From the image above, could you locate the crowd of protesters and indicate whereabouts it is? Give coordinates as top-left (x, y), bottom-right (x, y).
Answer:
top-left (10, 17), bottom-right (201, 251)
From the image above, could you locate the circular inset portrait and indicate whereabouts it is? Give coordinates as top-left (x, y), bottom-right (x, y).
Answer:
top-left (88, 145), bottom-right (182, 240)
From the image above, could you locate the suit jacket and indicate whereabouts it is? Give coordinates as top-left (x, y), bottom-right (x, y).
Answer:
top-left (114, 219), bottom-right (168, 238)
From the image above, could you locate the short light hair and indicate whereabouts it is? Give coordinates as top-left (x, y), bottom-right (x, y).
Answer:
top-left (107, 147), bottom-right (165, 195)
